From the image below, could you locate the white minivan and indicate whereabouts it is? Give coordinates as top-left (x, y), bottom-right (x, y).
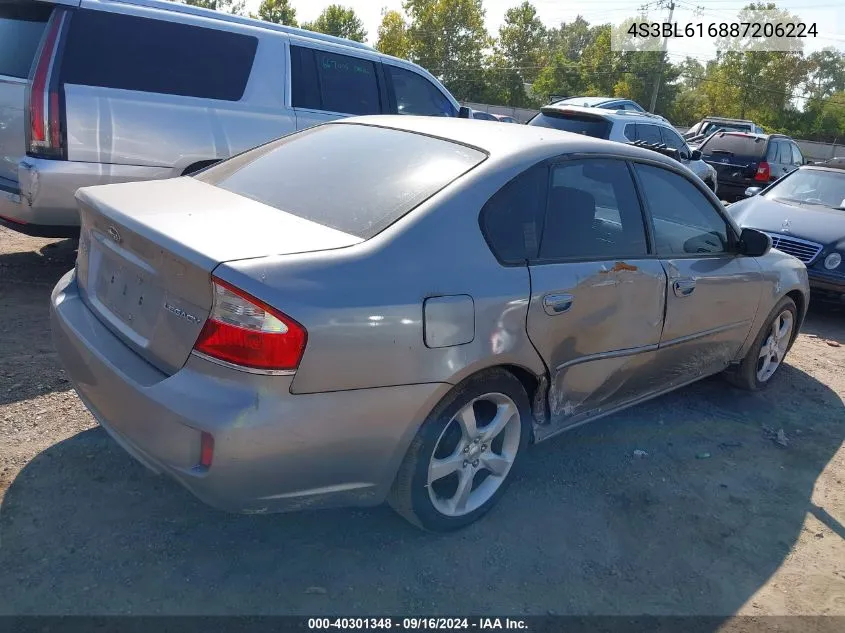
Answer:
top-left (0, 0), bottom-right (464, 236)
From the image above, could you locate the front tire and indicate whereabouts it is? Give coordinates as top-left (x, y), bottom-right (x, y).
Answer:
top-left (388, 369), bottom-right (532, 532)
top-left (725, 296), bottom-right (797, 391)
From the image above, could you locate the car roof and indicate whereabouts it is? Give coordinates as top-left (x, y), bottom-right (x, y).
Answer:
top-left (539, 104), bottom-right (669, 125)
top-left (335, 115), bottom-right (683, 168)
top-left (557, 96), bottom-right (623, 106)
top-left (709, 131), bottom-right (788, 141)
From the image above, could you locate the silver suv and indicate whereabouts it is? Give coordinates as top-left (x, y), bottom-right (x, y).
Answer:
top-left (527, 104), bottom-right (719, 194)
top-left (0, 0), bottom-right (461, 236)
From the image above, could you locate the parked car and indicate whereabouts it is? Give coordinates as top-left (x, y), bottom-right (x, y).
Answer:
top-left (727, 164), bottom-right (845, 304)
top-left (552, 96), bottom-right (650, 114)
top-left (0, 0), bottom-right (462, 237)
top-left (493, 114), bottom-right (518, 124)
top-left (467, 110), bottom-right (499, 121)
top-left (527, 105), bottom-right (718, 192)
top-left (700, 132), bottom-right (807, 202)
top-left (52, 116), bottom-right (809, 531)
top-left (683, 117), bottom-right (765, 147)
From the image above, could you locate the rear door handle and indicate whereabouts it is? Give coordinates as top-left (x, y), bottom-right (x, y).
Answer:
top-left (673, 278), bottom-right (696, 297)
top-left (543, 293), bottom-right (574, 315)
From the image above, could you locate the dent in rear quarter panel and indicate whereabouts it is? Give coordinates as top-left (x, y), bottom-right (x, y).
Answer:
top-left (220, 162), bottom-right (547, 394)
top-left (732, 249), bottom-right (810, 362)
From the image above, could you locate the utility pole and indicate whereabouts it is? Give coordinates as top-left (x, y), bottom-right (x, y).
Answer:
top-left (648, 0), bottom-right (675, 113)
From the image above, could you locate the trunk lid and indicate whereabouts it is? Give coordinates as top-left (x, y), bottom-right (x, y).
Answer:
top-left (700, 132), bottom-right (768, 186)
top-left (705, 153), bottom-right (761, 185)
top-left (0, 0), bottom-right (56, 191)
top-left (75, 177), bottom-right (362, 374)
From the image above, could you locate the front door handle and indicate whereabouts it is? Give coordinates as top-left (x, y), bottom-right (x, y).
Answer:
top-left (673, 278), bottom-right (696, 297)
top-left (543, 293), bottom-right (574, 315)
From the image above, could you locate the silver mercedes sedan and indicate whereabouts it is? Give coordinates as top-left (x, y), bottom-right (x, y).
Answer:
top-left (51, 116), bottom-right (810, 531)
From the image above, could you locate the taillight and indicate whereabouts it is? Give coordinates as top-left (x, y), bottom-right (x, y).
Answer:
top-left (755, 161), bottom-right (770, 182)
top-left (27, 9), bottom-right (69, 159)
top-left (192, 278), bottom-right (307, 372)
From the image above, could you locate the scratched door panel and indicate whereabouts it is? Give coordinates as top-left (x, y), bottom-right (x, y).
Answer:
top-left (526, 259), bottom-right (667, 424)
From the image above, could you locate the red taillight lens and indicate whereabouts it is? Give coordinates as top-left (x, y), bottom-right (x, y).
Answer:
top-left (199, 432), bottom-right (214, 469)
top-left (193, 278), bottom-right (307, 372)
top-left (28, 9), bottom-right (68, 159)
top-left (755, 161), bottom-right (770, 182)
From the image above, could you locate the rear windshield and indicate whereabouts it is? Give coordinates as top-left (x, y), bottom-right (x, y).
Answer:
top-left (0, 2), bottom-right (52, 79)
top-left (527, 111), bottom-right (611, 139)
top-left (702, 122), bottom-right (751, 135)
top-left (700, 133), bottom-right (767, 157)
top-left (196, 124), bottom-right (487, 239)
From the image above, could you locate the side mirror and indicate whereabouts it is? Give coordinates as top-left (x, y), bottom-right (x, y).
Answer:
top-left (458, 106), bottom-right (471, 119)
top-left (690, 149), bottom-right (702, 161)
top-left (738, 228), bottom-right (772, 257)
top-left (744, 186), bottom-right (762, 197)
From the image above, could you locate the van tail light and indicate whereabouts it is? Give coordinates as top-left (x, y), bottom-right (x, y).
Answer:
top-left (755, 161), bottom-right (770, 182)
top-left (192, 277), bottom-right (307, 372)
top-left (27, 9), bottom-right (70, 160)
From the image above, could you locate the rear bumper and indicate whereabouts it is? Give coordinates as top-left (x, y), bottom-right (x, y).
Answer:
top-left (51, 270), bottom-right (447, 513)
top-left (0, 158), bottom-right (172, 236)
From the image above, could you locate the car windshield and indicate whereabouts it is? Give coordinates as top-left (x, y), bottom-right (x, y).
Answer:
top-left (196, 123), bottom-right (487, 239)
top-left (763, 169), bottom-right (845, 210)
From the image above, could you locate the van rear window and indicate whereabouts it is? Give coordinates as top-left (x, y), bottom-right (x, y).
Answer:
top-left (60, 10), bottom-right (257, 101)
top-left (196, 123), bottom-right (486, 239)
top-left (0, 2), bottom-right (52, 79)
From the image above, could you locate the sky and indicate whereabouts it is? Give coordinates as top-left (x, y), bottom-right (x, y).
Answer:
top-left (244, 0), bottom-right (844, 64)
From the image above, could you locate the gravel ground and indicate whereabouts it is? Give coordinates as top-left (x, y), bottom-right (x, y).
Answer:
top-left (1, 226), bottom-right (844, 617)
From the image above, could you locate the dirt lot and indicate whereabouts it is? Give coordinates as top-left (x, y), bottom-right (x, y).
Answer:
top-left (1, 226), bottom-right (844, 617)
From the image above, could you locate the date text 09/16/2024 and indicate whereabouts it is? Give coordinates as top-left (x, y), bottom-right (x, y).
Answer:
top-left (627, 22), bottom-right (818, 39)
top-left (307, 618), bottom-right (528, 630)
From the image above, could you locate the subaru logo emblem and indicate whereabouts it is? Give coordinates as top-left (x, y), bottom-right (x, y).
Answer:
top-left (107, 225), bottom-right (121, 242)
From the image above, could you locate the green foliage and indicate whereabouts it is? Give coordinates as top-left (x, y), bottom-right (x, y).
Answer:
top-left (376, 9), bottom-right (411, 58)
top-left (176, 0), bottom-right (244, 15)
top-left (253, 0), bottom-right (297, 26)
top-left (301, 5), bottom-right (367, 42)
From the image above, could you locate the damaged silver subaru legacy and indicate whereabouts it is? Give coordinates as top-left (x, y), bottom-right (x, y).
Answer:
top-left (51, 116), bottom-right (809, 531)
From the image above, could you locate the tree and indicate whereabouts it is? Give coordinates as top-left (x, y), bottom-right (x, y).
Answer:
top-left (375, 9), bottom-right (411, 58)
top-left (302, 5), bottom-right (367, 42)
top-left (253, 0), bottom-right (297, 26)
top-left (490, 2), bottom-right (546, 106)
top-left (403, 0), bottom-right (491, 101)
top-left (173, 0), bottom-right (245, 15)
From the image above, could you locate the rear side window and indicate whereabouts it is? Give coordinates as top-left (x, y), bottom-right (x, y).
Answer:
top-left (60, 11), bottom-right (257, 101)
top-left (540, 159), bottom-right (648, 260)
top-left (196, 124), bottom-right (485, 239)
top-left (790, 143), bottom-right (804, 165)
top-left (527, 111), bottom-right (611, 139)
top-left (387, 65), bottom-right (455, 117)
top-left (700, 133), bottom-right (766, 158)
top-left (765, 140), bottom-right (781, 162)
top-left (480, 165), bottom-right (547, 264)
top-left (636, 124), bottom-right (663, 145)
top-left (0, 2), bottom-right (52, 79)
top-left (290, 45), bottom-right (381, 115)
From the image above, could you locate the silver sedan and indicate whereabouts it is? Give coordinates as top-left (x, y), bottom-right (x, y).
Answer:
top-left (51, 116), bottom-right (810, 531)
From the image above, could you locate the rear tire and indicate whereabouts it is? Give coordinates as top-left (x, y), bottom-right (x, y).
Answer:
top-left (725, 296), bottom-right (797, 391)
top-left (388, 368), bottom-right (532, 532)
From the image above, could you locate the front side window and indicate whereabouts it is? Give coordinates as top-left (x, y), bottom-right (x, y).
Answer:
top-left (539, 159), bottom-right (648, 260)
top-left (634, 163), bottom-right (731, 255)
top-left (660, 127), bottom-right (688, 157)
top-left (61, 11), bottom-right (257, 101)
top-left (480, 165), bottom-right (547, 264)
top-left (290, 46), bottom-right (381, 116)
top-left (387, 65), bottom-right (455, 117)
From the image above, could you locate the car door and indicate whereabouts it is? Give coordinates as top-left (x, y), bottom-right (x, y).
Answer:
top-left (289, 43), bottom-right (385, 130)
top-left (525, 158), bottom-right (667, 427)
top-left (631, 162), bottom-right (763, 387)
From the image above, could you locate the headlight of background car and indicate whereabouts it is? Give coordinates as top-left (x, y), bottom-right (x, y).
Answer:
top-left (824, 252), bottom-right (842, 270)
